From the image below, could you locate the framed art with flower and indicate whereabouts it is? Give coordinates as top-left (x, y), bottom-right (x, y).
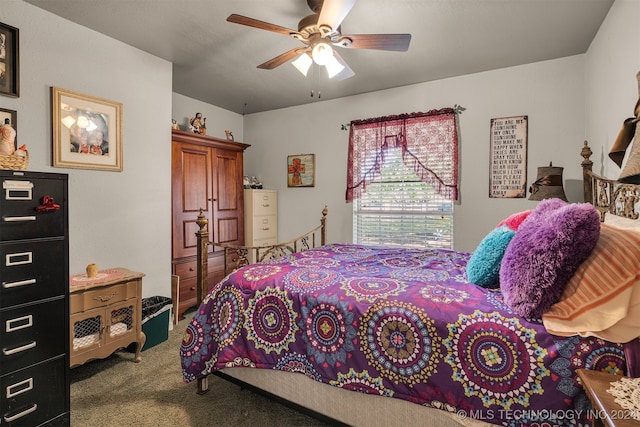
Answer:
top-left (51, 86), bottom-right (123, 171)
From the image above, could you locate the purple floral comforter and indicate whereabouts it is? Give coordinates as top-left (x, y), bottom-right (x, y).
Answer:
top-left (180, 244), bottom-right (630, 426)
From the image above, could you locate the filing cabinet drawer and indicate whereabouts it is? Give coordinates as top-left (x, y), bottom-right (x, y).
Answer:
top-left (251, 215), bottom-right (277, 240)
top-left (0, 356), bottom-right (67, 427)
top-left (252, 191), bottom-right (277, 216)
top-left (0, 176), bottom-right (66, 241)
top-left (0, 239), bottom-right (67, 309)
top-left (0, 298), bottom-right (66, 373)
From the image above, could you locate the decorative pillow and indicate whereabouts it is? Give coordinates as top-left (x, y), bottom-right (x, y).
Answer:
top-left (500, 199), bottom-right (601, 318)
top-left (496, 209), bottom-right (532, 231)
top-left (543, 224), bottom-right (640, 342)
top-left (466, 226), bottom-right (516, 288)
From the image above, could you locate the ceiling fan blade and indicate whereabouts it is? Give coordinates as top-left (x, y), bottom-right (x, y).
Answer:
top-left (318, 0), bottom-right (357, 31)
top-left (257, 48), bottom-right (307, 70)
top-left (332, 50), bottom-right (355, 81)
top-left (337, 34), bottom-right (411, 51)
top-left (227, 14), bottom-right (297, 37)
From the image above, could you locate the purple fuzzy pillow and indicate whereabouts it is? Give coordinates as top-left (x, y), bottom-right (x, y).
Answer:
top-left (499, 199), bottom-right (601, 318)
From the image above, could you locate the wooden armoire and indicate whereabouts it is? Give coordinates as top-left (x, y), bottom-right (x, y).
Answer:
top-left (171, 129), bottom-right (249, 320)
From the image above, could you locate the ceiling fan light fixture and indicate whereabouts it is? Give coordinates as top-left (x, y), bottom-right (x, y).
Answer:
top-left (292, 52), bottom-right (313, 76)
top-left (311, 42), bottom-right (333, 65)
top-left (325, 55), bottom-right (345, 78)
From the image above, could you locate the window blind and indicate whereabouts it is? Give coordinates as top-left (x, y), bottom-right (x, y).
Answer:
top-left (353, 147), bottom-right (453, 249)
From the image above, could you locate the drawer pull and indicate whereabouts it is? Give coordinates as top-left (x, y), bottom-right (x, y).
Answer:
top-left (3, 404), bottom-right (38, 422)
top-left (6, 378), bottom-right (33, 398)
top-left (6, 315), bottom-right (33, 333)
top-left (261, 227), bottom-right (270, 231)
top-left (3, 341), bottom-right (37, 356)
top-left (94, 291), bottom-right (118, 303)
top-left (2, 278), bottom-right (36, 289)
top-left (5, 251), bottom-right (33, 266)
top-left (261, 203), bottom-right (270, 207)
top-left (3, 215), bottom-right (37, 222)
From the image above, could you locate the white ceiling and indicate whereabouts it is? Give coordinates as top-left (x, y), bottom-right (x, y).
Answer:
top-left (25, 0), bottom-right (614, 114)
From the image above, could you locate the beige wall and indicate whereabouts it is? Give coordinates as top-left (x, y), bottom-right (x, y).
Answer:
top-left (240, 56), bottom-right (587, 252)
top-left (3, 1), bottom-right (173, 297)
top-left (585, 0), bottom-right (640, 178)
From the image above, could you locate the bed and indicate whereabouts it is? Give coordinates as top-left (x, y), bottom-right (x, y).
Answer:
top-left (180, 141), bottom-right (640, 426)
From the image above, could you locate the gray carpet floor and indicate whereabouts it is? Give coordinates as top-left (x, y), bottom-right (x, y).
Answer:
top-left (70, 314), bottom-right (334, 427)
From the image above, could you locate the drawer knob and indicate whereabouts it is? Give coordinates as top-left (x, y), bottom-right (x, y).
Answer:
top-left (190, 286), bottom-right (196, 291)
top-left (189, 267), bottom-right (194, 272)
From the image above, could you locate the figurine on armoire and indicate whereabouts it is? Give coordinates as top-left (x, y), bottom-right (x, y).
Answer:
top-left (189, 112), bottom-right (206, 135)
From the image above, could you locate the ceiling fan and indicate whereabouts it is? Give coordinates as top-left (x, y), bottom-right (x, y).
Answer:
top-left (227, 0), bottom-right (411, 80)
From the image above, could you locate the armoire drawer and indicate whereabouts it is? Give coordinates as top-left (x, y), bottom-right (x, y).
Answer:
top-left (0, 176), bottom-right (66, 241)
top-left (0, 239), bottom-right (67, 309)
top-left (0, 298), bottom-right (67, 374)
top-left (0, 356), bottom-right (67, 427)
top-left (175, 256), bottom-right (227, 281)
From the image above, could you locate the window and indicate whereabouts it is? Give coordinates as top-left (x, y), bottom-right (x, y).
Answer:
top-left (353, 147), bottom-right (453, 249)
top-left (346, 109), bottom-right (459, 249)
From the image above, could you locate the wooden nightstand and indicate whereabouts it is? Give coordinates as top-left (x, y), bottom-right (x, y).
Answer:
top-left (69, 268), bottom-right (146, 367)
top-left (577, 369), bottom-right (639, 427)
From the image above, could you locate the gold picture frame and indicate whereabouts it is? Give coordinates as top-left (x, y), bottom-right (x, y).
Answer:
top-left (51, 86), bottom-right (123, 171)
top-left (287, 153), bottom-right (315, 187)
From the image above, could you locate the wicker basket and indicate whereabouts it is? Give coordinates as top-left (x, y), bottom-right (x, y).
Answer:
top-left (0, 151), bottom-right (29, 170)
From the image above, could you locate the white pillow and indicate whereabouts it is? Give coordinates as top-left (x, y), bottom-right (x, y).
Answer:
top-left (604, 213), bottom-right (640, 231)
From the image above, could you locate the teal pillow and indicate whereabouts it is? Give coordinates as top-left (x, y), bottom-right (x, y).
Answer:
top-left (466, 226), bottom-right (516, 288)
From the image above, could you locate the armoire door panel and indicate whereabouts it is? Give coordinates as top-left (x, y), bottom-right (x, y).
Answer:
top-left (215, 152), bottom-right (238, 212)
top-left (216, 218), bottom-right (239, 244)
top-left (182, 150), bottom-right (210, 212)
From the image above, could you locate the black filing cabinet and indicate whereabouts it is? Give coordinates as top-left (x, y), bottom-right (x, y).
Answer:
top-left (0, 171), bottom-right (69, 426)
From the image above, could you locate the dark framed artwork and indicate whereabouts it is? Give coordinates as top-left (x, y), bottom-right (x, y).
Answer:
top-left (0, 22), bottom-right (19, 98)
top-left (489, 115), bottom-right (528, 198)
top-left (287, 154), bottom-right (315, 187)
top-left (0, 107), bottom-right (17, 149)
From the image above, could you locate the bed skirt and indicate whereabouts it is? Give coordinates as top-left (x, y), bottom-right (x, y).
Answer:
top-left (218, 367), bottom-right (493, 427)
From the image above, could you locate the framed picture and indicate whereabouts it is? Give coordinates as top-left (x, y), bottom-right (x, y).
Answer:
top-left (489, 115), bottom-right (528, 198)
top-left (51, 86), bottom-right (123, 171)
top-left (287, 153), bottom-right (315, 187)
top-left (0, 22), bottom-right (19, 97)
top-left (0, 107), bottom-right (17, 148)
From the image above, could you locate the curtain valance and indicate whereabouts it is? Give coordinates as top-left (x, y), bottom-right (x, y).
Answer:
top-left (346, 108), bottom-right (459, 201)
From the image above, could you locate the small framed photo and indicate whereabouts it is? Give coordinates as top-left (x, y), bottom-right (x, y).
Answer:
top-left (51, 86), bottom-right (123, 171)
top-left (0, 22), bottom-right (19, 97)
top-left (287, 153), bottom-right (315, 187)
top-left (0, 107), bottom-right (17, 148)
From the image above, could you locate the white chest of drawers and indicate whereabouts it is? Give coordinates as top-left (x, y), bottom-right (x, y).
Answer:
top-left (244, 189), bottom-right (277, 263)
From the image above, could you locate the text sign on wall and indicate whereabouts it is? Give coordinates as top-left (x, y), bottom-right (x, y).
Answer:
top-left (489, 115), bottom-right (528, 198)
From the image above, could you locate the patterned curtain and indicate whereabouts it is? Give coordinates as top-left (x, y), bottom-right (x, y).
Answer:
top-left (346, 108), bottom-right (459, 201)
